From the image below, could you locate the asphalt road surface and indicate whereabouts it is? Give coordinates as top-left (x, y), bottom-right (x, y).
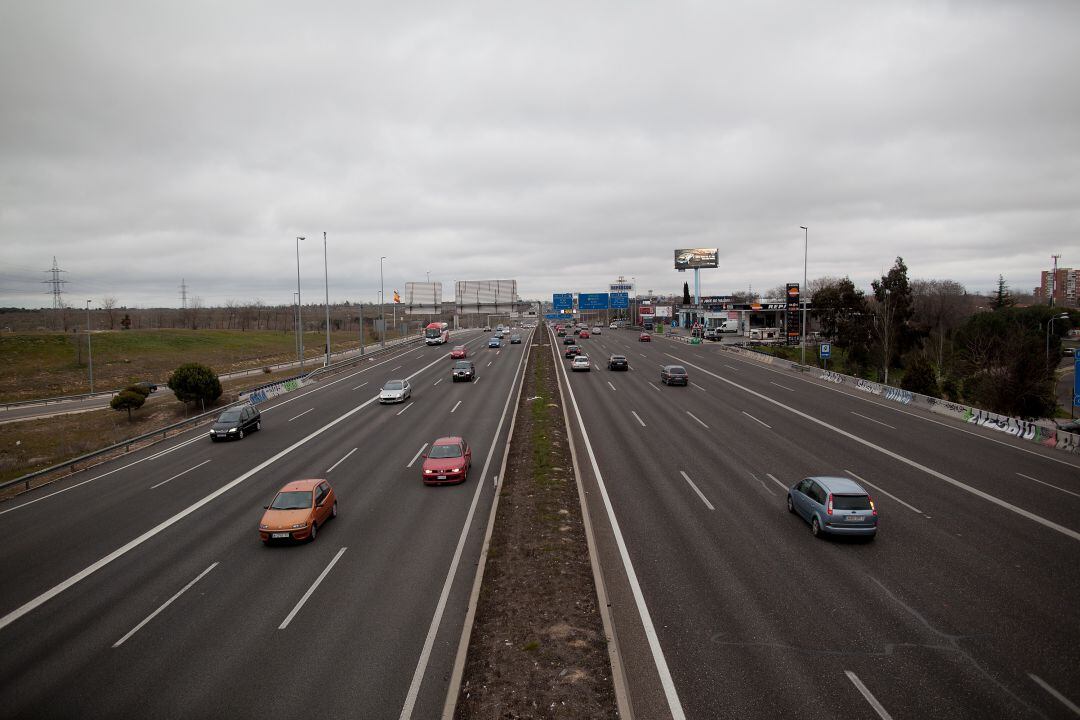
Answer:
top-left (556, 327), bottom-right (1080, 720)
top-left (0, 328), bottom-right (530, 720)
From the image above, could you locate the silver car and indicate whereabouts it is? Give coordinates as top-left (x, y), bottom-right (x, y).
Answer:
top-left (571, 355), bottom-right (591, 372)
top-left (379, 379), bottom-right (412, 404)
top-left (787, 476), bottom-right (877, 539)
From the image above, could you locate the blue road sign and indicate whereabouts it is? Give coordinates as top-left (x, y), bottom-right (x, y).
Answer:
top-left (820, 343), bottom-right (831, 358)
top-left (544, 313), bottom-right (562, 320)
top-left (610, 292), bottom-right (629, 309)
top-left (579, 293), bottom-right (610, 310)
top-left (552, 293), bottom-right (573, 311)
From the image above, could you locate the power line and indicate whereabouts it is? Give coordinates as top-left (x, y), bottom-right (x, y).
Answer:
top-left (41, 256), bottom-right (68, 311)
top-left (180, 278), bottom-right (188, 309)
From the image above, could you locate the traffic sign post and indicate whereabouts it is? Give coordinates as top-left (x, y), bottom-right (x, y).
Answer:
top-left (552, 293), bottom-right (573, 311)
top-left (820, 342), bottom-right (831, 370)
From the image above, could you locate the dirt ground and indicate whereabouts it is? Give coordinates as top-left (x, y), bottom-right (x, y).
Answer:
top-left (455, 339), bottom-right (617, 718)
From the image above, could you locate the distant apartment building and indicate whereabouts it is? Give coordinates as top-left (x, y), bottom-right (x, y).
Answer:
top-left (1034, 268), bottom-right (1080, 306)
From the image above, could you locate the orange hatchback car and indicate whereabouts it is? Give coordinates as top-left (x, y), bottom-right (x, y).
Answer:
top-left (259, 479), bottom-right (337, 544)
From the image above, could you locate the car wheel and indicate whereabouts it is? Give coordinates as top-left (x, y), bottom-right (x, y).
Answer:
top-left (811, 516), bottom-right (822, 538)
top-left (238, 429), bottom-right (244, 439)
top-left (331, 501), bottom-right (338, 518)
top-left (309, 522), bottom-right (318, 542)
top-left (786, 495), bottom-right (795, 513)
top-left (256, 420), bottom-right (261, 431)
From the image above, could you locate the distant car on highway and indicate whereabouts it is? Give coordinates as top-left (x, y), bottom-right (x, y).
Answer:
top-left (578, 330), bottom-right (590, 339)
top-left (450, 345), bottom-right (468, 359)
top-left (379, 379), bottom-right (411, 404)
top-left (607, 354), bottom-right (628, 371)
top-left (510, 334), bottom-right (522, 344)
top-left (639, 332), bottom-right (651, 342)
top-left (609, 323), bottom-right (618, 329)
top-left (563, 336), bottom-right (576, 345)
top-left (259, 479), bottom-right (337, 544)
top-left (134, 380), bottom-right (158, 393)
top-left (488, 336), bottom-right (501, 348)
top-left (787, 476), bottom-right (877, 539)
top-left (571, 355), bottom-right (591, 371)
top-left (660, 365), bottom-right (688, 385)
top-left (452, 360), bottom-right (475, 382)
top-left (422, 436), bottom-right (472, 485)
top-left (210, 403), bottom-right (261, 441)
top-left (564, 344), bottom-right (581, 358)
top-left (591, 326), bottom-right (602, 335)
top-left (557, 329), bottom-right (567, 337)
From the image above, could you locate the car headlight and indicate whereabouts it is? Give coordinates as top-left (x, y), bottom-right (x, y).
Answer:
top-left (291, 523), bottom-right (305, 529)
top-left (228, 428), bottom-right (237, 433)
top-left (450, 468), bottom-right (460, 473)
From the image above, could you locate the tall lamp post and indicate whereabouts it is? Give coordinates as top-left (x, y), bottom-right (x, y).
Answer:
top-left (379, 256), bottom-right (387, 347)
top-left (1046, 312), bottom-right (1069, 362)
top-left (882, 288), bottom-right (891, 385)
top-left (323, 231), bottom-right (331, 367)
top-left (86, 300), bottom-right (94, 393)
top-left (293, 292), bottom-right (300, 362)
top-left (800, 226), bottom-right (808, 365)
top-left (296, 236), bottom-right (305, 369)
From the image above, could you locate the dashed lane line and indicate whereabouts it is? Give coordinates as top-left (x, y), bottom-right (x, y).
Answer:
top-left (327, 448), bottom-right (358, 473)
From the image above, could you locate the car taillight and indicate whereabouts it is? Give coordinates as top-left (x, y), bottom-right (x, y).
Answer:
top-left (869, 496), bottom-right (877, 516)
top-left (826, 494), bottom-right (833, 515)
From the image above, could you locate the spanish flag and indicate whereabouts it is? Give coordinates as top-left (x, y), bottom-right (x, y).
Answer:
top-left (393, 290), bottom-right (401, 303)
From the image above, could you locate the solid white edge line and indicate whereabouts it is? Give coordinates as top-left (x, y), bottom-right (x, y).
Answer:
top-left (765, 473), bottom-right (789, 491)
top-left (845, 469), bottom-right (925, 515)
top-left (113, 562), bottom-right (218, 647)
top-left (279, 547), bottom-right (347, 630)
top-left (631, 410), bottom-right (647, 427)
top-left (679, 471), bottom-right (715, 510)
top-left (150, 459), bottom-right (212, 489)
top-left (407, 443), bottom-right (429, 469)
top-left (0, 351), bottom-right (453, 634)
top-left (1029, 673), bottom-right (1080, 715)
top-left (0, 477), bottom-right (97, 517)
top-left (685, 411), bottom-right (709, 429)
top-left (557, 333), bottom-right (688, 719)
top-left (288, 407), bottom-right (314, 422)
top-left (396, 402), bottom-right (414, 416)
top-left (327, 448), bottom-right (358, 473)
top-left (673, 354), bottom-right (1080, 543)
top-left (1016, 472), bottom-right (1080, 500)
top-left (399, 326), bottom-right (532, 720)
top-left (845, 670), bottom-right (895, 720)
top-left (742, 411), bottom-right (772, 429)
top-left (851, 411), bottom-right (896, 429)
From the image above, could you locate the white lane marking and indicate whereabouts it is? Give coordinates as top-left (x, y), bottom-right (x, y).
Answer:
top-left (398, 326), bottom-right (531, 720)
top-left (851, 411), bottom-right (896, 429)
top-left (845, 469), bottom-right (926, 516)
top-left (472, 376), bottom-right (480, 385)
top-left (288, 408), bottom-right (314, 422)
top-left (765, 473), bottom-right (789, 491)
top-left (607, 381), bottom-right (616, 392)
top-left (555, 339), bottom-right (687, 720)
top-left (675, 355), bottom-right (1080, 542)
top-left (496, 350), bottom-right (501, 355)
top-left (770, 381), bottom-right (795, 392)
top-left (648, 382), bottom-right (660, 393)
top-left (434, 378), bottom-right (443, 386)
top-left (113, 562), bottom-right (219, 647)
top-left (686, 411), bottom-right (709, 429)
top-left (679, 471), bottom-right (715, 510)
top-left (352, 381), bottom-right (368, 390)
top-left (396, 402), bottom-right (414, 416)
top-left (391, 365), bottom-right (402, 371)
top-left (845, 671), bottom-right (895, 720)
top-left (407, 443), bottom-right (428, 468)
top-left (327, 448), bottom-right (358, 473)
top-left (279, 547), bottom-right (348, 630)
top-left (451, 400), bottom-right (462, 414)
top-left (486, 361), bottom-right (493, 367)
top-left (723, 364), bottom-right (740, 371)
top-left (631, 411), bottom-right (646, 427)
top-left (150, 459), bottom-right (212, 489)
top-left (742, 411), bottom-right (771, 429)
top-left (750, 473), bottom-right (775, 495)
top-left (1017, 472), bottom-right (1080, 500)
top-left (0, 477), bottom-right (97, 516)
top-left (1029, 673), bottom-right (1080, 715)
top-left (0, 351), bottom-right (452, 634)
top-left (640, 352), bottom-right (647, 357)
top-left (416, 354), bottom-right (424, 358)
top-left (691, 382), bottom-right (707, 392)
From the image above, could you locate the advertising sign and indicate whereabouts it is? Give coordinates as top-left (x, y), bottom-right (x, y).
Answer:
top-left (674, 248), bottom-right (719, 269)
top-left (552, 293), bottom-right (573, 311)
top-left (610, 292), bottom-right (629, 309)
top-left (654, 306), bottom-right (673, 318)
top-left (609, 282), bottom-right (634, 293)
top-left (579, 293), bottom-right (610, 310)
top-left (785, 283), bottom-right (800, 345)
top-left (456, 280), bottom-right (518, 315)
top-left (403, 282), bottom-right (442, 315)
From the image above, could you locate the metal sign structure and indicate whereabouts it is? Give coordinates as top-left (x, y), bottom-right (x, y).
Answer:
top-left (402, 282), bottom-right (442, 315)
top-left (610, 292), bottom-right (629, 309)
top-left (578, 293), bottom-right (610, 310)
top-left (785, 283), bottom-right (800, 345)
top-left (820, 343), bottom-right (831, 358)
top-left (552, 293), bottom-right (573, 311)
top-left (674, 248), bottom-right (719, 269)
top-left (455, 280), bottom-right (518, 315)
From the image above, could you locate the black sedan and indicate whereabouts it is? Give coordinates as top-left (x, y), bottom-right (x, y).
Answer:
top-left (210, 403), bottom-right (261, 441)
top-left (563, 336), bottom-right (576, 345)
top-left (607, 354), bottom-right (629, 371)
top-left (660, 365), bottom-right (689, 386)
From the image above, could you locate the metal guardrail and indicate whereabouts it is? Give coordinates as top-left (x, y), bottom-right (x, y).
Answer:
top-left (1, 389), bottom-right (118, 411)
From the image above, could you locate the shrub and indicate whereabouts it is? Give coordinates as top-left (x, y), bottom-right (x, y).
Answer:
top-left (110, 389), bottom-right (146, 421)
top-left (168, 362), bottom-right (222, 411)
top-left (900, 353), bottom-right (939, 397)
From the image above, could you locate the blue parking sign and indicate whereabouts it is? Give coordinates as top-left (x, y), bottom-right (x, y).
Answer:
top-left (820, 343), bottom-right (831, 358)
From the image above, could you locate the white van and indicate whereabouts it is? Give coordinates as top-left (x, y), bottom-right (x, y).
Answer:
top-left (719, 319), bottom-right (739, 333)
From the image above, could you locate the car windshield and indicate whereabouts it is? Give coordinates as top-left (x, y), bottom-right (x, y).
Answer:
top-left (270, 490), bottom-right (312, 510)
top-left (429, 444), bottom-right (463, 459)
top-left (454, 346), bottom-right (465, 351)
top-left (833, 494), bottom-right (871, 510)
top-left (383, 381), bottom-right (404, 391)
top-left (218, 409), bottom-right (242, 422)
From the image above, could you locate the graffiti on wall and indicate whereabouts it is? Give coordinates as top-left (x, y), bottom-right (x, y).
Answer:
top-left (855, 379), bottom-right (881, 395)
top-left (883, 387), bottom-right (914, 405)
top-left (821, 371), bottom-right (845, 384)
top-left (245, 378), bottom-right (303, 405)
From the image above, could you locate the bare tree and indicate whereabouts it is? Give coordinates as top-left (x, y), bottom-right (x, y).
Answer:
top-left (101, 296), bottom-right (118, 330)
top-left (911, 279), bottom-right (968, 372)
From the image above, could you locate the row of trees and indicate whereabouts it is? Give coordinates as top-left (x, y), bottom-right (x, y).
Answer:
top-left (112, 363), bottom-right (224, 421)
top-left (810, 258), bottom-right (1074, 418)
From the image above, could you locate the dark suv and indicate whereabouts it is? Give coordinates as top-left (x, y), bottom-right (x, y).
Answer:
top-left (607, 354), bottom-right (629, 371)
top-left (452, 361), bottom-right (476, 382)
top-left (210, 404), bottom-right (261, 441)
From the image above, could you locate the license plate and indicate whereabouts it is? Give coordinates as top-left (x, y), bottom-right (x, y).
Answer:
top-left (437, 475), bottom-right (447, 480)
top-left (845, 515), bottom-right (862, 522)
top-left (271, 532), bottom-right (290, 538)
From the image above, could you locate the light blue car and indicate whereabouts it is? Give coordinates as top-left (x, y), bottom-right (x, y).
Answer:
top-left (787, 476), bottom-right (877, 539)
top-left (488, 336), bottom-right (501, 348)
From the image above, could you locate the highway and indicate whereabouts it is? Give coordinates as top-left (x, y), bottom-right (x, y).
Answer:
top-left (0, 327), bottom-right (531, 720)
top-left (556, 327), bottom-right (1080, 719)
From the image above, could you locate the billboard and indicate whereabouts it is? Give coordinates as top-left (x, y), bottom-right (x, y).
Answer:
top-left (610, 282), bottom-right (634, 293)
top-left (674, 248), bottom-right (719, 269)
top-left (552, 293), bottom-right (573, 311)
top-left (610, 292), bottom-right (629, 309)
top-left (785, 283), bottom-right (800, 344)
top-left (402, 282), bottom-right (442, 315)
top-left (455, 280), bottom-right (519, 315)
top-left (579, 293), bottom-right (610, 310)
top-left (654, 306), bottom-right (673, 318)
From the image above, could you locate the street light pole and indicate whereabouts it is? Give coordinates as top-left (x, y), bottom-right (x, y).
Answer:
top-left (1047, 312), bottom-right (1069, 362)
top-left (296, 236), bottom-right (305, 369)
top-left (379, 256), bottom-right (387, 347)
top-left (883, 288), bottom-right (891, 385)
top-left (86, 300), bottom-right (94, 393)
top-left (293, 292), bottom-right (300, 362)
top-left (323, 231), bottom-right (331, 367)
top-left (800, 226), bottom-right (808, 365)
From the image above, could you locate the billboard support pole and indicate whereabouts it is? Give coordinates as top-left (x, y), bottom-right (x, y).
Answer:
top-left (694, 267), bottom-right (701, 305)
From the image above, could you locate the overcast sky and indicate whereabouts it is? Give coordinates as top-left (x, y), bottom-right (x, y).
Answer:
top-left (2, 0), bottom-right (1078, 309)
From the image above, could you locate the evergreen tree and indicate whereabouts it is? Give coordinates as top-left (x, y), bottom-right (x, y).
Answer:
top-left (992, 275), bottom-right (1016, 310)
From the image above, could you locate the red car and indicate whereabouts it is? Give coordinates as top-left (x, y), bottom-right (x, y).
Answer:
top-left (450, 345), bottom-right (468, 359)
top-left (259, 479), bottom-right (337, 543)
top-left (578, 330), bottom-right (590, 339)
top-left (422, 436), bottom-right (472, 485)
top-left (639, 332), bottom-right (651, 342)
top-left (564, 344), bottom-right (581, 357)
